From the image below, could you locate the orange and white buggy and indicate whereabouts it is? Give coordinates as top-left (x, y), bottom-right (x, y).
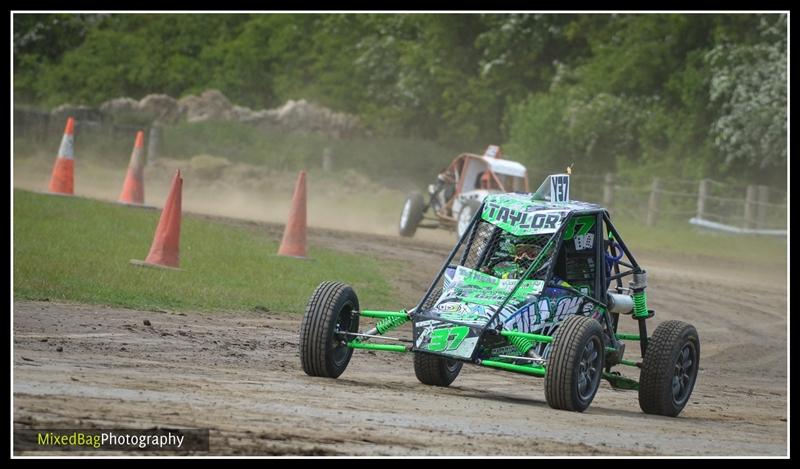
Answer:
top-left (399, 145), bottom-right (530, 238)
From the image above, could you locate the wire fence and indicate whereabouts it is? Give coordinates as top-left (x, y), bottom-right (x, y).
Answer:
top-left (556, 172), bottom-right (787, 233)
top-left (14, 107), bottom-right (155, 167)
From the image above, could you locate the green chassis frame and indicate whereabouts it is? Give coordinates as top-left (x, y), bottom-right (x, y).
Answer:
top-left (347, 309), bottom-right (642, 390)
top-left (341, 205), bottom-right (653, 392)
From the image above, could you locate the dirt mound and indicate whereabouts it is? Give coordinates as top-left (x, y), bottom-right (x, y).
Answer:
top-left (139, 94), bottom-right (183, 122)
top-left (91, 90), bottom-right (360, 137)
top-left (179, 90), bottom-right (236, 123)
top-left (98, 94), bottom-right (181, 123)
top-left (261, 99), bottom-right (360, 137)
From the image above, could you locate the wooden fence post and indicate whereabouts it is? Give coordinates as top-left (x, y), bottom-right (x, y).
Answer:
top-left (756, 185), bottom-right (770, 229)
top-left (697, 179), bottom-right (709, 220)
top-left (646, 178), bottom-right (662, 227)
top-left (322, 147), bottom-right (333, 173)
top-left (147, 124), bottom-right (161, 165)
top-left (603, 173), bottom-right (615, 210)
top-left (744, 185), bottom-right (758, 229)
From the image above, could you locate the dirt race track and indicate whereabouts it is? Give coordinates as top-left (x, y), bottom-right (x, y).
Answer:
top-left (13, 218), bottom-right (788, 456)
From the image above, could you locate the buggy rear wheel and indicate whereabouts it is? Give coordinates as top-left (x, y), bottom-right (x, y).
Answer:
top-left (399, 191), bottom-right (425, 237)
top-left (638, 320), bottom-right (700, 417)
top-left (299, 282), bottom-right (360, 378)
top-left (545, 315), bottom-right (605, 412)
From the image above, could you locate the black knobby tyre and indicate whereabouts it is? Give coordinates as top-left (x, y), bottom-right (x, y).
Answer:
top-left (638, 320), bottom-right (700, 417)
top-left (399, 191), bottom-right (425, 237)
top-left (413, 288), bottom-right (463, 387)
top-left (455, 199), bottom-right (481, 240)
top-left (299, 282), bottom-right (360, 378)
top-left (414, 353), bottom-right (463, 387)
top-left (545, 315), bottom-right (605, 412)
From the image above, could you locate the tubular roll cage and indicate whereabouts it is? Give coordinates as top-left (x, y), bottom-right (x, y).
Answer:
top-left (340, 200), bottom-right (654, 387)
top-left (422, 154), bottom-right (530, 227)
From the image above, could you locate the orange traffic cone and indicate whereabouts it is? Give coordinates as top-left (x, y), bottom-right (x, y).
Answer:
top-left (118, 131), bottom-right (146, 204)
top-left (48, 117), bottom-right (75, 194)
top-left (130, 170), bottom-right (183, 270)
top-left (277, 170), bottom-right (309, 258)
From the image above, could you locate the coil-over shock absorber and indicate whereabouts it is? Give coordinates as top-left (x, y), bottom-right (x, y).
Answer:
top-left (632, 290), bottom-right (649, 318)
top-left (506, 332), bottom-right (546, 363)
top-left (630, 271), bottom-right (650, 354)
top-left (375, 315), bottom-right (409, 335)
top-left (508, 334), bottom-right (534, 356)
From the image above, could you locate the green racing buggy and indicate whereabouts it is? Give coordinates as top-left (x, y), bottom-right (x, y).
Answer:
top-left (299, 174), bottom-right (700, 416)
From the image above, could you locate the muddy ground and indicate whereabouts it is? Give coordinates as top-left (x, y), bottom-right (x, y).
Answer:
top-left (13, 217), bottom-right (788, 456)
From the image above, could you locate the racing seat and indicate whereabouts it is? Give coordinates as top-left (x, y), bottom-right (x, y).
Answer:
top-left (553, 240), bottom-right (596, 298)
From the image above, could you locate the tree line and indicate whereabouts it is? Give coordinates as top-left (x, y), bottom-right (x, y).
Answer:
top-left (14, 13), bottom-right (787, 185)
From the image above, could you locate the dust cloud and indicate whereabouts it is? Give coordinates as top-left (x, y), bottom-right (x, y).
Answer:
top-left (12, 155), bottom-right (455, 245)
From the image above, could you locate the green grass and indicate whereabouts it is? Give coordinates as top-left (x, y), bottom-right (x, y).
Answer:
top-left (611, 215), bottom-right (787, 267)
top-left (13, 189), bottom-right (398, 313)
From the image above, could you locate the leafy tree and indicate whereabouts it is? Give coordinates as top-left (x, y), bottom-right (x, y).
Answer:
top-left (12, 13), bottom-right (787, 185)
top-left (705, 14), bottom-right (787, 174)
top-left (14, 14), bottom-right (107, 103)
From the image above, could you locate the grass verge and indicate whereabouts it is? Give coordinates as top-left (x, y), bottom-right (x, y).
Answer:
top-left (611, 214), bottom-right (787, 268)
top-left (13, 189), bottom-right (397, 313)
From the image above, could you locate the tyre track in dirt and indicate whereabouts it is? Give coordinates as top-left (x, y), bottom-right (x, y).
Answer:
top-left (13, 217), bottom-right (787, 456)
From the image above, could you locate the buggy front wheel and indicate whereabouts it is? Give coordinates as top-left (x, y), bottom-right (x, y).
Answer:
top-left (545, 315), bottom-right (605, 412)
top-left (456, 199), bottom-right (481, 239)
top-left (299, 282), bottom-right (360, 378)
top-left (399, 192), bottom-right (425, 237)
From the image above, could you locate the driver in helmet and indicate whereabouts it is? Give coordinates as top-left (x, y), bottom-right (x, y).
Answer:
top-left (482, 233), bottom-right (549, 280)
top-left (432, 166), bottom-right (457, 211)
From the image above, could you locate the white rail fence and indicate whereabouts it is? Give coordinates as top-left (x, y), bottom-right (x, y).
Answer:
top-left (531, 172), bottom-right (787, 236)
